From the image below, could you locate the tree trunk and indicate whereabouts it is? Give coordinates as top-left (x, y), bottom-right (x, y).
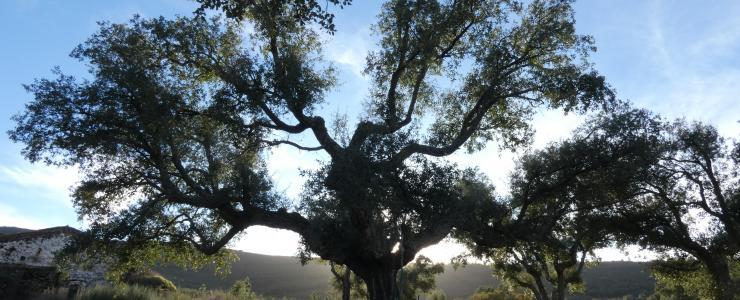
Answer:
top-left (341, 267), bottom-right (351, 300)
top-left (359, 267), bottom-right (399, 300)
top-left (706, 258), bottom-right (736, 300)
top-left (551, 270), bottom-right (567, 300)
top-left (530, 278), bottom-right (548, 300)
top-left (551, 282), bottom-right (567, 300)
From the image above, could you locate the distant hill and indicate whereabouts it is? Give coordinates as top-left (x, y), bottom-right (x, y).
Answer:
top-left (156, 250), bottom-right (655, 299)
top-left (156, 251), bottom-right (331, 299)
top-left (0, 226), bottom-right (32, 236)
top-left (4, 227), bottom-right (655, 298)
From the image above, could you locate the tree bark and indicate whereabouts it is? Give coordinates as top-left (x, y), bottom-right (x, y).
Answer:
top-left (551, 269), bottom-right (567, 300)
top-left (342, 267), bottom-right (351, 300)
top-left (706, 258), bottom-right (736, 300)
top-left (358, 266), bottom-right (399, 300)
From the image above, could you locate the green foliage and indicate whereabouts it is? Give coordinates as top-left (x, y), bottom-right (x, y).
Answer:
top-left (457, 108), bottom-right (659, 300)
top-left (57, 238), bottom-right (237, 285)
top-left (468, 286), bottom-right (531, 300)
top-left (427, 289), bottom-right (447, 300)
top-left (646, 284), bottom-right (698, 300)
top-left (125, 270), bottom-right (178, 291)
top-left (230, 278), bottom-right (259, 299)
top-left (195, 0), bottom-right (352, 33)
top-left (76, 285), bottom-right (155, 300)
top-left (647, 258), bottom-right (740, 299)
top-left (596, 119), bottom-right (740, 298)
top-left (11, 0), bottom-right (613, 297)
top-left (326, 262), bottom-right (367, 299)
top-left (397, 256), bottom-right (445, 299)
top-left (34, 284), bottom-right (282, 300)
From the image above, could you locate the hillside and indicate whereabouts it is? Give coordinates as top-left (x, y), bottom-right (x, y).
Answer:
top-left (156, 250), bottom-right (655, 299)
top-left (0, 226), bottom-right (33, 236)
top-left (156, 251), bottom-right (331, 299)
top-left (3, 227), bottom-right (655, 298)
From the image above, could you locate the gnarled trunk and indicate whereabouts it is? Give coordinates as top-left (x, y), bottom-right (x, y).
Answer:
top-left (356, 265), bottom-right (399, 300)
top-left (551, 269), bottom-right (567, 300)
top-left (706, 258), bottom-right (737, 300)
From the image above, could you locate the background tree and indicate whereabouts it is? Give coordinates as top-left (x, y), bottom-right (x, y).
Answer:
top-left (645, 257), bottom-right (740, 299)
top-left (485, 224), bottom-right (599, 300)
top-left (9, 0), bottom-right (614, 298)
top-left (328, 262), bottom-right (366, 300)
top-left (597, 121), bottom-right (740, 299)
top-left (397, 255), bottom-right (445, 299)
top-left (195, 0), bottom-right (352, 33)
top-left (456, 109), bottom-right (663, 300)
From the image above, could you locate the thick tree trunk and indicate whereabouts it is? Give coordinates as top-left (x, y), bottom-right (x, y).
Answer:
top-left (706, 258), bottom-right (736, 300)
top-left (551, 283), bottom-right (566, 300)
top-left (531, 279), bottom-right (548, 300)
top-left (551, 271), bottom-right (567, 300)
top-left (359, 267), bottom-right (399, 300)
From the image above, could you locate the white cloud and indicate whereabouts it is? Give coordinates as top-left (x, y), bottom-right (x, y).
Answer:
top-left (324, 27), bottom-right (372, 78)
top-left (531, 110), bottom-right (585, 148)
top-left (0, 164), bottom-right (79, 207)
top-left (417, 238), bottom-right (470, 263)
top-left (233, 226), bottom-right (302, 257)
top-left (0, 202), bottom-right (48, 230)
top-left (636, 0), bottom-right (740, 137)
top-left (266, 144), bottom-right (324, 200)
top-left (595, 245), bottom-right (657, 262)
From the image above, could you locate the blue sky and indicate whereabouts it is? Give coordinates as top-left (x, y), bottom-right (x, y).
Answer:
top-left (0, 0), bottom-right (738, 261)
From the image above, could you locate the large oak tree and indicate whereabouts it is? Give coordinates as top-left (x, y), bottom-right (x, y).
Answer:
top-left (9, 0), bottom-right (613, 298)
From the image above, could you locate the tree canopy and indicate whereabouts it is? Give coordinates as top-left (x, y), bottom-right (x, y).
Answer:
top-left (455, 108), bottom-right (662, 299)
top-left (601, 120), bottom-right (740, 299)
top-left (456, 108), bottom-right (739, 299)
top-left (10, 1), bottom-right (615, 299)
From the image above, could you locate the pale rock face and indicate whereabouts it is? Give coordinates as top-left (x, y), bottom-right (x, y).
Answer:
top-left (0, 227), bottom-right (107, 287)
top-left (0, 234), bottom-right (69, 266)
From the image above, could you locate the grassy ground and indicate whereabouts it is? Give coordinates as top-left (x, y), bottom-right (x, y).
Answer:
top-left (33, 285), bottom-right (311, 300)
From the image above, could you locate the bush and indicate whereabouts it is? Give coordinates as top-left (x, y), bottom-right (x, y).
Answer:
top-left (427, 289), bottom-right (447, 300)
top-left (469, 286), bottom-right (530, 300)
top-left (230, 278), bottom-right (258, 299)
top-left (124, 270), bottom-right (177, 291)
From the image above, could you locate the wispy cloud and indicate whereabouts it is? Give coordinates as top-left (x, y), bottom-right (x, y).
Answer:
top-left (266, 144), bottom-right (324, 201)
top-left (0, 164), bottom-right (79, 207)
top-left (0, 202), bottom-right (48, 229)
top-left (324, 26), bottom-right (373, 79)
top-left (636, 0), bottom-right (740, 136)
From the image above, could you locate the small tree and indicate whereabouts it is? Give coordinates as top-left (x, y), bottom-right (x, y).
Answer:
top-left (598, 121), bottom-right (740, 299)
top-left (486, 235), bottom-right (594, 300)
top-left (457, 109), bottom-right (663, 300)
top-left (328, 262), bottom-right (367, 300)
top-left (397, 255), bottom-right (445, 299)
top-left (231, 277), bottom-right (259, 299)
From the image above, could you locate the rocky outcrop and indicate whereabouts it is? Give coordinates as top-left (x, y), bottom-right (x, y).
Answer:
top-left (0, 226), bottom-right (107, 290)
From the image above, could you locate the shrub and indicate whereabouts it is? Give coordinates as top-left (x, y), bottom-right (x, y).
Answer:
top-left (124, 270), bottom-right (177, 291)
top-left (230, 278), bottom-right (258, 299)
